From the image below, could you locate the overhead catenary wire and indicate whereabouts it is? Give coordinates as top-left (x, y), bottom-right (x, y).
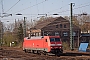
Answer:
top-left (5, 0), bottom-right (21, 13)
top-left (35, 0), bottom-right (39, 19)
top-left (13, 2), bottom-right (90, 16)
top-left (14, 0), bottom-right (48, 14)
top-left (12, 1), bottom-right (90, 17)
top-left (1, 1), bottom-right (90, 24)
top-left (10, 0), bottom-right (90, 18)
top-left (47, 3), bottom-right (69, 14)
top-left (2, 0), bottom-right (90, 18)
top-left (74, 3), bottom-right (90, 11)
top-left (58, 2), bottom-right (90, 14)
top-left (1, 0), bottom-right (4, 13)
top-left (36, 0), bottom-right (39, 14)
top-left (48, 7), bottom-right (63, 14)
top-left (46, 1), bottom-right (90, 15)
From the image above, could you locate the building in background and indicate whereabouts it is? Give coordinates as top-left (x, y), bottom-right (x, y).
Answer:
top-left (80, 21), bottom-right (90, 44)
top-left (28, 16), bottom-right (81, 47)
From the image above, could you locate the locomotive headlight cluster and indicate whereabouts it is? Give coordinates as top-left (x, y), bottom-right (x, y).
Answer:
top-left (57, 44), bottom-right (62, 46)
top-left (59, 47), bottom-right (62, 48)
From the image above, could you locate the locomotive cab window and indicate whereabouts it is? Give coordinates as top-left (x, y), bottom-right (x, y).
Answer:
top-left (50, 38), bottom-right (54, 42)
top-left (55, 38), bottom-right (60, 42)
top-left (50, 38), bottom-right (60, 42)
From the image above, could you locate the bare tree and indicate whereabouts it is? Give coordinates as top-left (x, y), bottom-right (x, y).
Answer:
top-left (77, 15), bottom-right (90, 32)
top-left (64, 16), bottom-right (80, 27)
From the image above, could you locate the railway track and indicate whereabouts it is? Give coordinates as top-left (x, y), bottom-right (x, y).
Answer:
top-left (0, 47), bottom-right (90, 60)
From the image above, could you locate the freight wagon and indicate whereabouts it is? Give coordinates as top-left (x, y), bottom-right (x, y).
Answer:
top-left (23, 36), bottom-right (63, 56)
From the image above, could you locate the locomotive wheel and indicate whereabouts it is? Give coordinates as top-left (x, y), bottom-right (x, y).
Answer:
top-left (24, 49), bottom-right (28, 53)
top-left (38, 50), bottom-right (44, 55)
top-left (56, 54), bottom-right (60, 57)
top-left (33, 50), bottom-right (38, 54)
top-left (36, 51), bottom-right (41, 55)
top-left (43, 51), bottom-right (48, 56)
top-left (40, 51), bottom-right (43, 55)
top-left (32, 50), bottom-right (35, 54)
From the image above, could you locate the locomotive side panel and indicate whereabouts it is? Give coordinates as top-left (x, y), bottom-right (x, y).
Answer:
top-left (23, 37), bottom-right (50, 52)
top-left (23, 36), bottom-right (63, 55)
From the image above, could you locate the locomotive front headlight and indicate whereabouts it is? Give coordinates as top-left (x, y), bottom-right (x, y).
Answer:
top-left (57, 44), bottom-right (62, 46)
top-left (51, 47), bottom-right (53, 48)
top-left (59, 47), bottom-right (61, 48)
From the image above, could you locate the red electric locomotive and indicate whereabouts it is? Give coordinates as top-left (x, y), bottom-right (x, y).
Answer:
top-left (23, 36), bottom-right (63, 56)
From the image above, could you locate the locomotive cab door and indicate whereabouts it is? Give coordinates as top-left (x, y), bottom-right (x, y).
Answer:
top-left (43, 38), bottom-right (50, 52)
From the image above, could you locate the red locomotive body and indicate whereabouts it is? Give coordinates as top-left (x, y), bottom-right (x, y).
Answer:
top-left (23, 36), bottom-right (63, 55)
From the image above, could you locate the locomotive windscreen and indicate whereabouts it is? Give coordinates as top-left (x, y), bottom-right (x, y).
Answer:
top-left (50, 38), bottom-right (60, 42)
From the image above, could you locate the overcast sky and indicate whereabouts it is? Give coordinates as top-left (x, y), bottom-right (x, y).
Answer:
top-left (0, 0), bottom-right (90, 23)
